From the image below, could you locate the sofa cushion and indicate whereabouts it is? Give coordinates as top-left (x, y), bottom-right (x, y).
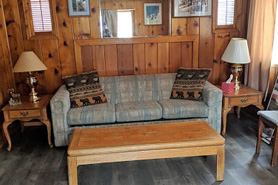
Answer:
top-left (116, 101), bottom-right (162, 122)
top-left (158, 99), bottom-right (209, 119)
top-left (170, 68), bottom-right (211, 101)
top-left (63, 71), bottom-right (107, 108)
top-left (100, 74), bottom-right (176, 104)
top-left (67, 103), bottom-right (115, 126)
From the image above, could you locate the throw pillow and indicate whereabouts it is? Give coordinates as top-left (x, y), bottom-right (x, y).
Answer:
top-left (170, 68), bottom-right (211, 101)
top-left (63, 71), bottom-right (107, 108)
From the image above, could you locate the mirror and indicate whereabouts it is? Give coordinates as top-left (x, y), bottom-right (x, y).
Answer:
top-left (100, 0), bottom-right (170, 38)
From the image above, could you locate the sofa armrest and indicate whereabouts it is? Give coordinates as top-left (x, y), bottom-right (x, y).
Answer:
top-left (50, 85), bottom-right (71, 146)
top-left (202, 82), bottom-right (223, 133)
top-left (203, 82), bottom-right (223, 107)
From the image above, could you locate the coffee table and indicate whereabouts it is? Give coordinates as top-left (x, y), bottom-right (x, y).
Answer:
top-left (68, 121), bottom-right (225, 185)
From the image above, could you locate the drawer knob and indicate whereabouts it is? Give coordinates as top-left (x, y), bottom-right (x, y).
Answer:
top-left (20, 111), bottom-right (29, 117)
top-left (240, 98), bottom-right (248, 103)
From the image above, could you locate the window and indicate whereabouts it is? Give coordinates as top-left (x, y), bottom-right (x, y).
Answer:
top-left (217, 0), bottom-right (235, 26)
top-left (22, 0), bottom-right (57, 39)
top-left (213, 0), bottom-right (236, 32)
top-left (30, 0), bottom-right (52, 33)
top-left (117, 11), bottom-right (133, 38)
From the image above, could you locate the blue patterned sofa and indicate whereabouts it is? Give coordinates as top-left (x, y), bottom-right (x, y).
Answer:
top-left (50, 73), bottom-right (223, 147)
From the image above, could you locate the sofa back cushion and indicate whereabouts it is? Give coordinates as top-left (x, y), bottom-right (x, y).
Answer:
top-left (100, 73), bottom-right (176, 104)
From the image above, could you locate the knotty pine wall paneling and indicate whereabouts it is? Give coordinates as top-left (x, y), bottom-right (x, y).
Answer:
top-left (157, 43), bottom-right (169, 73)
top-left (3, 0), bottom-right (102, 95)
top-left (133, 43), bottom-right (146, 74)
top-left (145, 43), bottom-right (158, 74)
top-left (55, 0), bottom-right (76, 77)
top-left (181, 42), bottom-right (193, 68)
top-left (118, 44), bottom-right (134, 75)
top-left (0, 0), bottom-right (14, 107)
top-left (171, 0), bottom-right (248, 84)
top-left (169, 43), bottom-right (182, 72)
top-left (75, 36), bottom-right (198, 76)
top-left (2, 0), bottom-right (25, 95)
top-left (0, 0), bottom-right (15, 147)
top-left (93, 46), bottom-right (106, 76)
top-left (199, 17), bottom-right (214, 82)
top-left (104, 45), bottom-right (118, 76)
top-left (2, 0), bottom-right (249, 96)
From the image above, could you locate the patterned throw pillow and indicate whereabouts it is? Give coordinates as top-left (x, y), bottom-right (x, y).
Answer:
top-left (63, 71), bottom-right (107, 108)
top-left (170, 68), bottom-right (211, 101)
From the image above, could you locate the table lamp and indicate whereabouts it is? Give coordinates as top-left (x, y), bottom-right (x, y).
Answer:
top-left (221, 38), bottom-right (251, 91)
top-left (13, 51), bottom-right (47, 102)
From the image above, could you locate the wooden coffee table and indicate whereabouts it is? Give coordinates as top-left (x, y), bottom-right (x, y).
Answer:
top-left (68, 121), bottom-right (225, 185)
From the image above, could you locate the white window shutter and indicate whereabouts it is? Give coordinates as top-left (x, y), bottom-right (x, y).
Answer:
top-left (217, 0), bottom-right (235, 26)
top-left (30, 0), bottom-right (52, 32)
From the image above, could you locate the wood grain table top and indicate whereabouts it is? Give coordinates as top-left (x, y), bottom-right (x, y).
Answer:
top-left (2, 95), bottom-right (52, 111)
top-left (216, 85), bottom-right (263, 97)
top-left (68, 121), bottom-right (225, 156)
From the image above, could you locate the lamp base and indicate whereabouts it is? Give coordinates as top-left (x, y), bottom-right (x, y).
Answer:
top-left (231, 64), bottom-right (243, 91)
top-left (26, 72), bottom-right (40, 103)
top-left (29, 89), bottom-right (41, 102)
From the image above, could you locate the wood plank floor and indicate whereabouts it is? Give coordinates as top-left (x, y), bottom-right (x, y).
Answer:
top-left (0, 114), bottom-right (278, 185)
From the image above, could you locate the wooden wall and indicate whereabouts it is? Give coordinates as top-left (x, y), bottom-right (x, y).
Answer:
top-left (171, 0), bottom-right (249, 83)
top-left (101, 0), bottom-right (170, 36)
top-left (0, 0), bottom-right (249, 97)
top-left (75, 35), bottom-right (199, 75)
top-left (0, 0), bottom-right (14, 108)
top-left (0, 0), bottom-right (15, 148)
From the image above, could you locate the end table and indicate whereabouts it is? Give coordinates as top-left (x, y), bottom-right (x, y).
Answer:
top-left (2, 95), bottom-right (53, 151)
top-left (220, 85), bottom-right (264, 135)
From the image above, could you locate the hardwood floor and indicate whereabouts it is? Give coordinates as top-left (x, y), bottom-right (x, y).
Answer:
top-left (0, 114), bottom-right (278, 185)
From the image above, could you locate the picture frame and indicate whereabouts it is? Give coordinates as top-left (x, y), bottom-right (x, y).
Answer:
top-left (68, 0), bottom-right (90, 16)
top-left (173, 0), bottom-right (212, 18)
top-left (144, 3), bottom-right (162, 25)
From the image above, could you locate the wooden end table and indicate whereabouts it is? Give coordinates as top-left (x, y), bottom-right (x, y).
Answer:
top-left (220, 85), bottom-right (264, 135)
top-left (2, 95), bottom-right (53, 151)
top-left (68, 121), bottom-right (225, 185)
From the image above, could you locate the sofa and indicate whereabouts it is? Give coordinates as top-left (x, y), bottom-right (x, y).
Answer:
top-left (50, 73), bottom-right (223, 147)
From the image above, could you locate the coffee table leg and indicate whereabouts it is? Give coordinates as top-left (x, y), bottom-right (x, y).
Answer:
top-left (217, 145), bottom-right (225, 181)
top-left (68, 157), bottom-right (78, 185)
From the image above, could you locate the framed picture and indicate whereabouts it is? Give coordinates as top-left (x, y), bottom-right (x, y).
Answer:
top-left (68, 0), bottom-right (90, 16)
top-left (144, 3), bottom-right (162, 25)
top-left (173, 0), bottom-right (212, 17)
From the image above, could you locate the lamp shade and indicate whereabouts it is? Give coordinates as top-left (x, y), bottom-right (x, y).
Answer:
top-left (13, 51), bottom-right (47, 73)
top-left (221, 38), bottom-right (251, 64)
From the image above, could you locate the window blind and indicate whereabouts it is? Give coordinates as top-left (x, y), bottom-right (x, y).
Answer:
top-left (30, 0), bottom-right (52, 32)
top-left (217, 0), bottom-right (235, 26)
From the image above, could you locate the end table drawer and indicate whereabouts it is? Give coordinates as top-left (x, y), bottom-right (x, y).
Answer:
top-left (229, 96), bottom-right (258, 106)
top-left (9, 110), bottom-right (41, 119)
